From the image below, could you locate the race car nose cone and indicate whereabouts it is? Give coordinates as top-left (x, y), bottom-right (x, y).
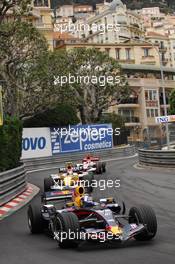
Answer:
top-left (106, 226), bottom-right (123, 235)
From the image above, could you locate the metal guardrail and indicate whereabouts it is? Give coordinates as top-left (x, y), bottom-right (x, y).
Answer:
top-left (0, 165), bottom-right (27, 206)
top-left (0, 146), bottom-right (136, 206)
top-left (139, 149), bottom-right (175, 167)
top-left (23, 146), bottom-right (136, 171)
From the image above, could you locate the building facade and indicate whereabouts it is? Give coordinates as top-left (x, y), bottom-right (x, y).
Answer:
top-left (72, 0), bottom-right (145, 44)
top-left (56, 42), bottom-right (175, 144)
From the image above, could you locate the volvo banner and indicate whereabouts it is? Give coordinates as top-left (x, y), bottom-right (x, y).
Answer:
top-left (22, 128), bottom-right (52, 159)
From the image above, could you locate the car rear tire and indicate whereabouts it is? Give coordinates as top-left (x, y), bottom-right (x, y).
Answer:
top-left (54, 212), bottom-right (80, 248)
top-left (96, 162), bottom-right (102, 174)
top-left (44, 177), bottom-right (54, 192)
top-left (102, 162), bottom-right (106, 173)
top-left (84, 172), bottom-right (94, 193)
top-left (129, 205), bottom-right (157, 241)
top-left (27, 200), bottom-right (44, 234)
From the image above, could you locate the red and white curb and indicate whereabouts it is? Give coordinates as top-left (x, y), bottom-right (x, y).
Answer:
top-left (0, 183), bottom-right (39, 220)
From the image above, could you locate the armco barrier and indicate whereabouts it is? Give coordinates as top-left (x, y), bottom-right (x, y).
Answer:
top-left (0, 146), bottom-right (135, 206)
top-left (0, 165), bottom-right (27, 206)
top-left (23, 145), bottom-right (136, 171)
top-left (139, 149), bottom-right (175, 167)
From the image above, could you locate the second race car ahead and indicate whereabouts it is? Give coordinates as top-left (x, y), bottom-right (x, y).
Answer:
top-left (44, 162), bottom-right (94, 193)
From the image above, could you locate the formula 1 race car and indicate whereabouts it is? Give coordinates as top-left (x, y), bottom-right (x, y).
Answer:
top-left (58, 156), bottom-right (106, 175)
top-left (27, 187), bottom-right (157, 249)
top-left (44, 163), bottom-right (94, 193)
top-left (78, 154), bottom-right (106, 174)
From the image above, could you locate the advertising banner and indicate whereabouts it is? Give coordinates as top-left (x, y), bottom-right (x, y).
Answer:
top-left (155, 115), bottom-right (175, 124)
top-left (22, 128), bottom-right (52, 159)
top-left (50, 124), bottom-right (113, 155)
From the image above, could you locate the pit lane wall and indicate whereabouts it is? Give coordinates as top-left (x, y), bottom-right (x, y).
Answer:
top-left (138, 149), bottom-right (175, 167)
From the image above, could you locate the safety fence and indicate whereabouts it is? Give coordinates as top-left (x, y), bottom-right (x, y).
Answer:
top-left (0, 145), bottom-right (136, 206)
top-left (0, 165), bottom-right (27, 206)
top-left (23, 145), bottom-right (136, 171)
top-left (138, 148), bottom-right (175, 167)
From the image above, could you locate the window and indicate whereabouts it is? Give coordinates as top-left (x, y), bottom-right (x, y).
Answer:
top-left (160, 41), bottom-right (164, 49)
top-left (126, 48), bottom-right (131, 60)
top-left (146, 109), bottom-right (150, 117)
top-left (151, 109), bottom-right (154, 117)
top-left (34, 0), bottom-right (48, 6)
top-left (105, 48), bottom-right (110, 55)
top-left (145, 90), bottom-right (157, 100)
top-left (118, 109), bottom-right (134, 117)
top-left (146, 108), bottom-right (158, 118)
top-left (152, 90), bottom-right (157, 100)
top-left (144, 48), bottom-right (149, 57)
top-left (115, 48), bottom-right (120, 60)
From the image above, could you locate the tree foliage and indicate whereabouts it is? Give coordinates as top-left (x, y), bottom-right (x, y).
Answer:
top-left (52, 48), bottom-right (130, 124)
top-left (99, 112), bottom-right (125, 129)
top-left (0, 0), bottom-right (31, 23)
top-left (0, 116), bottom-right (22, 172)
top-left (0, 20), bottom-right (49, 117)
top-left (169, 89), bottom-right (175, 115)
top-left (23, 103), bottom-right (80, 127)
top-left (0, 2), bottom-right (130, 125)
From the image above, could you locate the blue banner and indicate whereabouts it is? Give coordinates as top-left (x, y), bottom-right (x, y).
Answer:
top-left (50, 124), bottom-right (113, 155)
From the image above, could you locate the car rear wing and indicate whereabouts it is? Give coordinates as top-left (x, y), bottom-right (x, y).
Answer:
top-left (42, 190), bottom-right (73, 202)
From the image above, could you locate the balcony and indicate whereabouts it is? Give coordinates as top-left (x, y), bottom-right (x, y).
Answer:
top-left (118, 97), bottom-right (139, 108)
top-left (141, 56), bottom-right (156, 65)
top-left (28, 8), bottom-right (41, 18)
top-left (147, 117), bottom-right (158, 126)
top-left (146, 100), bottom-right (158, 107)
top-left (160, 104), bottom-right (170, 109)
top-left (128, 78), bottom-right (175, 89)
top-left (34, 22), bottom-right (52, 30)
top-left (118, 59), bottom-right (135, 64)
top-left (124, 116), bottom-right (141, 127)
top-left (158, 80), bottom-right (175, 89)
top-left (159, 47), bottom-right (167, 52)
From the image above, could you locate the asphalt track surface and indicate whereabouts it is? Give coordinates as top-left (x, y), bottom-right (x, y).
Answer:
top-left (0, 156), bottom-right (175, 264)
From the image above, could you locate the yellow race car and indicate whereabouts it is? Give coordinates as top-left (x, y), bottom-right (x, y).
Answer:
top-left (44, 163), bottom-right (94, 193)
